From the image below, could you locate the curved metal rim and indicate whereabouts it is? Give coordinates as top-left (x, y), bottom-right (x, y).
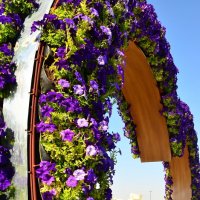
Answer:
top-left (28, 1), bottom-right (59, 199)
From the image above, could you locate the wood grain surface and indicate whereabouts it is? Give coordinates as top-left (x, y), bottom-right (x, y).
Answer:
top-left (170, 146), bottom-right (192, 200)
top-left (122, 42), bottom-right (171, 162)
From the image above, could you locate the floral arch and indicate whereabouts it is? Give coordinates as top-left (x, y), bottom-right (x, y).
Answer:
top-left (0, 0), bottom-right (199, 200)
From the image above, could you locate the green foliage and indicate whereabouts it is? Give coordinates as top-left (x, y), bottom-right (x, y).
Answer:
top-left (0, 24), bottom-right (16, 44)
top-left (41, 29), bottom-right (66, 47)
top-left (170, 142), bottom-right (183, 156)
top-left (4, 0), bottom-right (36, 16)
top-left (52, 5), bottom-right (75, 19)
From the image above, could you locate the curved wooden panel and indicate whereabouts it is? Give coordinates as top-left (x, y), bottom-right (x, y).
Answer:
top-left (122, 42), bottom-right (171, 162)
top-left (170, 147), bottom-right (192, 200)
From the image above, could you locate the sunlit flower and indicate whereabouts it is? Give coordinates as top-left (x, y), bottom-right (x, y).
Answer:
top-left (60, 129), bottom-right (75, 142)
top-left (77, 118), bottom-right (89, 127)
top-left (66, 175), bottom-right (78, 188)
top-left (86, 145), bottom-right (97, 156)
top-left (73, 169), bottom-right (86, 180)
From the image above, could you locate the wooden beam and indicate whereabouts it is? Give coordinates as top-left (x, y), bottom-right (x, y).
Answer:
top-left (170, 146), bottom-right (192, 200)
top-left (122, 42), bottom-right (171, 162)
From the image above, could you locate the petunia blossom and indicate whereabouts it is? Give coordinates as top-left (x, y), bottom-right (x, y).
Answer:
top-left (42, 189), bottom-right (57, 200)
top-left (60, 129), bottom-right (75, 142)
top-left (90, 80), bottom-right (98, 91)
top-left (58, 79), bottom-right (70, 88)
top-left (73, 84), bottom-right (85, 95)
top-left (97, 55), bottom-right (107, 65)
top-left (36, 121), bottom-right (57, 133)
top-left (77, 118), bottom-right (89, 128)
top-left (73, 169), bottom-right (86, 180)
top-left (86, 145), bottom-right (97, 156)
top-left (87, 197), bottom-right (94, 200)
top-left (99, 120), bottom-right (109, 131)
top-left (66, 175), bottom-right (78, 188)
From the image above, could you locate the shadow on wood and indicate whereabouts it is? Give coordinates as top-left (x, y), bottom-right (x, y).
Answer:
top-left (122, 41), bottom-right (171, 162)
top-left (170, 146), bottom-right (192, 200)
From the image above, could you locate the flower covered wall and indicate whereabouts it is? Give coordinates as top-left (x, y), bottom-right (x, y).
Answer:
top-left (0, 0), bottom-right (199, 200)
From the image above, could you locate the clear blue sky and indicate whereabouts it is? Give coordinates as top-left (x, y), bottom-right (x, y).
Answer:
top-left (110, 1), bottom-right (200, 199)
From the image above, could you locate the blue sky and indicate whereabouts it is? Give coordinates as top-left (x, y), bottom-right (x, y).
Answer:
top-left (111, 1), bottom-right (200, 199)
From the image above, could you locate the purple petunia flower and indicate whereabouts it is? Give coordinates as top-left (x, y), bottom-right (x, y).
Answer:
top-left (36, 161), bottom-right (56, 178)
top-left (87, 197), bottom-right (94, 200)
top-left (40, 174), bottom-right (55, 185)
top-left (86, 145), bottom-right (97, 156)
top-left (116, 49), bottom-right (124, 57)
top-left (39, 161), bottom-right (56, 172)
top-left (0, 179), bottom-right (11, 191)
top-left (77, 118), bottom-right (89, 127)
top-left (36, 121), bottom-right (57, 133)
top-left (40, 105), bottom-right (54, 118)
top-left (44, 14), bottom-right (57, 21)
top-left (64, 18), bottom-right (76, 29)
top-left (90, 80), bottom-right (98, 91)
top-left (113, 133), bottom-right (121, 142)
top-left (90, 8), bottom-right (99, 17)
top-left (65, 168), bottom-right (72, 175)
top-left (60, 129), bottom-right (75, 142)
top-left (73, 85), bottom-right (85, 95)
top-left (90, 118), bottom-right (98, 127)
top-left (86, 169), bottom-right (97, 184)
top-left (97, 55), bottom-right (107, 65)
top-left (105, 188), bottom-right (112, 200)
top-left (42, 189), bottom-right (56, 200)
top-left (56, 47), bottom-right (66, 58)
top-left (36, 161), bottom-right (56, 186)
top-left (100, 26), bottom-right (112, 36)
top-left (44, 91), bottom-right (64, 103)
top-left (73, 169), bottom-right (86, 180)
top-left (0, 15), bottom-right (13, 24)
top-left (0, 171), bottom-right (11, 191)
top-left (0, 44), bottom-right (13, 56)
top-left (100, 26), bottom-right (112, 44)
top-left (75, 71), bottom-right (85, 84)
top-left (58, 79), bottom-right (70, 88)
top-left (66, 175), bottom-right (78, 188)
top-left (99, 120), bottom-right (108, 131)
top-left (31, 20), bottom-right (44, 33)
top-left (59, 97), bottom-right (82, 112)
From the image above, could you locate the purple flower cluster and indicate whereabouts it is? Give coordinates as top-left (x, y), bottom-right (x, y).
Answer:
top-left (36, 161), bottom-right (56, 186)
top-left (0, 43), bottom-right (16, 97)
top-left (66, 168), bottom-right (97, 189)
top-left (163, 162), bottom-right (173, 200)
top-left (0, 0), bottom-right (38, 97)
top-left (0, 114), bottom-right (14, 193)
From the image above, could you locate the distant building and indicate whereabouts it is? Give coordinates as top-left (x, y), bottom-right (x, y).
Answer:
top-left (128, 193), bottom-right (143, 200)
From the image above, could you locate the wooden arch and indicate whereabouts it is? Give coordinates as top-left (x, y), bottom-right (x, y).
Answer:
top-left (123, 42), bottom-right (192, 200)
top-left (123, 42), bottom-right (171, 162)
